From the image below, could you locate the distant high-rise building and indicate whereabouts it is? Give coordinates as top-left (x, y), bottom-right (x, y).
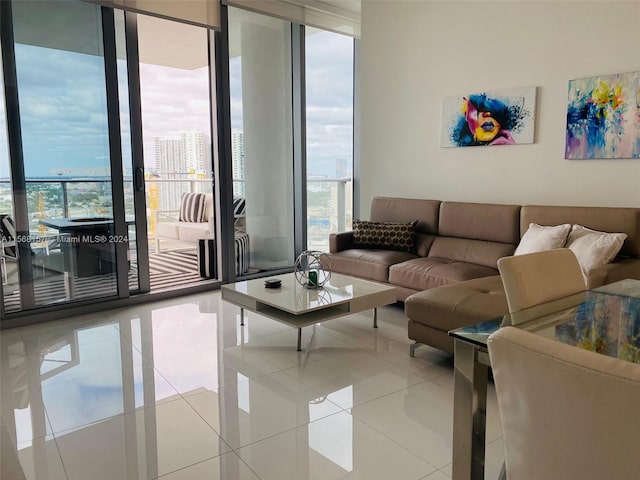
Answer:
top-left (155, 137), bottom-right (184, 211)
top-left (335, 158), bottom-right (350, 179)
top-left (231, 129), bottom-right (245, 197)
top-left (155, 137), bottom-right (183, 174)
top-left (181, 131), bottom-right (210, 176)
top-left (155, 130), bottom-right (211, 210)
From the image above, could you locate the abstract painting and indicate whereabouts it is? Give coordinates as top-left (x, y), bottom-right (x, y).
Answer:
top-left (554, 294), bottom-right (640, 363)
top-left (565, 71), bottom-right (640, 159)
top-left (440, 87), bottom-right (536, 148)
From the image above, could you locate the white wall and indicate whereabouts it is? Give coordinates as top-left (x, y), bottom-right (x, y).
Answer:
top-left (359, 0), bottom-right (640, 216)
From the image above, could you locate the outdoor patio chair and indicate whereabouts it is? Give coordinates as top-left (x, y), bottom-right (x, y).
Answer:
top-left (1, 215), bottom-right (18, 286)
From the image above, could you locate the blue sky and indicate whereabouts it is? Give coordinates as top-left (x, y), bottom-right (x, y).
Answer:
top-left (12, 44), bottom-right (111, 177)
top-left (1, 27), bottom-right (353, 180)
top-left (230, 29), bottom-right (353, 178)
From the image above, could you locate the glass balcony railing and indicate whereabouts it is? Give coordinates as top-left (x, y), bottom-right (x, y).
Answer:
top-left (0, 179), bottom-right (123, 236)
top-left (0, 177), bottom-right (352, 252)
top-left (307, 178), bottom-right (352, 252)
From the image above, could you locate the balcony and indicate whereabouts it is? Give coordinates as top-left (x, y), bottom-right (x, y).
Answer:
top-left (0, 175), bottom-right (352, 255)
top-left (307, 177), bottom-right (352, 251)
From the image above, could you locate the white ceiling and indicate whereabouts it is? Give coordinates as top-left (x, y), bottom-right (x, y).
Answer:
top-left (136, 1), bottom-right (361, 69)
top-left (14, 1), bottom-right (361, 71)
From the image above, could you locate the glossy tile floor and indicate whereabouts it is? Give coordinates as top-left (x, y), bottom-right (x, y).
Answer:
top-left (0, 291), bottom-right (504, 480)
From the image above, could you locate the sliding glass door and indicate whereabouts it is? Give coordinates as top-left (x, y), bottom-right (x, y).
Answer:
top-left (137, 14), bottom-right (216, 289)
top-left (2, 1), bottom-right (120, 312)
top-left (0, 1), bottom-right (150, 315)
top-left (305, 28), bottom-right (354, 251)
top-left (0, 0), bottom-right (357, 320)
top-left (228, 7), bottom-right (295, 273)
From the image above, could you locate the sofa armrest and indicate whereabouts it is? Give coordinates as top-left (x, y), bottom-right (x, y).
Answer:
top-left (154, 209), bottom-right (179, 224)
top-left (330, 231), bottom-right (354, 253)
top-left (586, 257), bottom-right (640, 289)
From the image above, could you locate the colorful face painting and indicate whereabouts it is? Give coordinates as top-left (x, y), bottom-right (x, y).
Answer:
top-left (565, 71), bottom-right (640, 159)
top-left (440, 87), bottom-right (536, 148)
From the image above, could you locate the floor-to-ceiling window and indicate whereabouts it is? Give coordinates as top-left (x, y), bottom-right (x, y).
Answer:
top-left (1, 0), bottom-right (358, 324)
top-left (0, 34), bottom-right (15, 314)
top-left (305, 28), bottom-right (354, 251)
top-left (137, 14), bottom-right (216, 288)
top-left (1, 2), bottom-right (224, 320)
top-left (228, 7), bottom-right (295, 272)
top-left (3, 1), bottom-right (120, 313)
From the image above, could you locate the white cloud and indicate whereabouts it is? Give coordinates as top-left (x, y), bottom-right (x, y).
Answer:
top-left (8, 26), bottom-right (353, 179)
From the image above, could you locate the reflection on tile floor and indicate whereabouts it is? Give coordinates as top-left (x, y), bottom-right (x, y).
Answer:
top-left (0, 291), bottom-right (504, 480)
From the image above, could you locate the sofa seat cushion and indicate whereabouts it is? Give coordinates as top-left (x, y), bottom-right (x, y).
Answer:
top-left (389, 257), bottom-right (498, 291)
top-left (405, 276), bottom-right (507, 332)
top-left (156, 222), bottom-right (181, 240)
top-left (327, 249), bottom-right (418, 283)
top-left (178, 222), bottom-right (211, 242)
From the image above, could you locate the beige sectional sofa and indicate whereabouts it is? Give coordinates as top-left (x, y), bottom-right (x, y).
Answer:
top-left (328, 197), bottom-right (640, 354)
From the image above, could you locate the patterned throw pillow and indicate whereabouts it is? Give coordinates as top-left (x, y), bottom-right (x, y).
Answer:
top-left (233, 197), bottom-right (246, 217)
top-left (178, 193), bottom-right (207, 223)
top-left (352, 219), bottom-right (418, 252)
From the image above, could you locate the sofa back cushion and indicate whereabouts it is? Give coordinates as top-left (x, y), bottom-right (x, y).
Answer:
top-left (429, 237), bottom-right (515, 269)
top-left (370, 197), bottom-right (440, 256)
top-left (521, 205), bottom-right (640, 258)
top-left (429, 202), bottom-right (521, 268)
top-left (438, 201), bottom-right (522, 243)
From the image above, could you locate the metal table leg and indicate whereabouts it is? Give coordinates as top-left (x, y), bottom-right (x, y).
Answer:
top-left (373, 307), bottom-right (378, 328)
top-left (409, 342), bottom-right (422, 357)
top-left (452, 339), bottom-right (489, 480)
top-left (297, 328), bottom-right (302, 351)
top-left (240, 307), bottom-right (244, 326)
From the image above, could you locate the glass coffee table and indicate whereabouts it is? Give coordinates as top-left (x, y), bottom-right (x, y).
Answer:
top-left (221, 272), bottom-right (397, 350)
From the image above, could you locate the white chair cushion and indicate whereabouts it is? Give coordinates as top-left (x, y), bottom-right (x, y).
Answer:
top-left (178, 222), bottom-right (211, 243)
top-left (156, 222), bottom-right (181, 240)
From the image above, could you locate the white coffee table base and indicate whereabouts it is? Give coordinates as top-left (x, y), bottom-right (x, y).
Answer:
top-left (239, 305), bottom-right (380, 351)
top-left (223, 273), bottom-right (395, 351)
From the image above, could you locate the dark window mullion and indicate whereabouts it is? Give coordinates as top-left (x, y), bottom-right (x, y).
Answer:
top-left (0, 0), bottom-right (35, 311)
top-left (214, 4), bottom-right (236, 283)
top-left (101, 6), bottom-right (128, 298)
top-left (292, 23), bottom-right (306, 256)
top-left (352, 37), bottom-right (361, 220)
top-left (124, 11), bottom-right (151, 293)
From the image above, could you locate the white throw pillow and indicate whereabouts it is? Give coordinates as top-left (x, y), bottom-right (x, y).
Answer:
top-left (566, 225), bottom-right (627, 278)
top-left (514, 223), bottom-right (572, 256)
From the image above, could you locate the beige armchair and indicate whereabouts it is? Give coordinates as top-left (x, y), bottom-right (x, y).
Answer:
top-left (497, 248), bottom-right (586, 314)
top-left (488, 326), bottom-right (640, 479)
